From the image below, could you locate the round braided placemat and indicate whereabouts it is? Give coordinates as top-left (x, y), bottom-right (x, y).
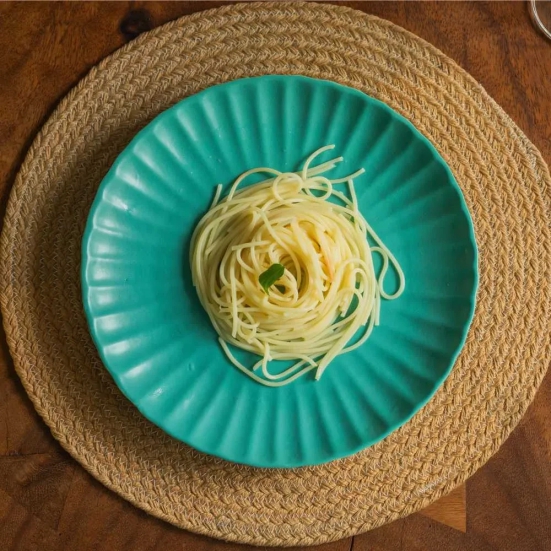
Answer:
top-left (1, 3), bottom-right (550, 546)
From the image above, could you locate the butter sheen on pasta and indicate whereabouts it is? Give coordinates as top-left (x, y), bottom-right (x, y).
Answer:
top-left (190, 146), bottom-right (404, 386)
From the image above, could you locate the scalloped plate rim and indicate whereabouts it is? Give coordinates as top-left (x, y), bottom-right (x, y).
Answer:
top-left (81, 75), bottom-right (479, 468)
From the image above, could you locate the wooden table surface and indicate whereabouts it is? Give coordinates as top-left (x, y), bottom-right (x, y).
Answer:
top-left (0, 2), bottom-right (550, 550)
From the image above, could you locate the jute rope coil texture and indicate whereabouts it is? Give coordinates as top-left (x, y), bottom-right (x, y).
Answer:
top-left (1, 3), bottom-right (550, 546)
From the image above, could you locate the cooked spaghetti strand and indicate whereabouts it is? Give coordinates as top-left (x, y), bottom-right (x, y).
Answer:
top-left (190, 146), bottom-right (404, 385)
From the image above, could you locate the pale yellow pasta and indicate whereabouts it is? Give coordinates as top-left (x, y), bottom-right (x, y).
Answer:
top-left (190, 146), bottom-right (404, 386)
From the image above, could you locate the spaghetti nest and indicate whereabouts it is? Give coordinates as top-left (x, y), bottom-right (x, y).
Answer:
top-left (190, 146), bottom-right (404, 386)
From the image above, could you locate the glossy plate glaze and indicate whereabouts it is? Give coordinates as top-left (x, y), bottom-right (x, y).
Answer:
top-left (82, 76), bottom-right (478, 468)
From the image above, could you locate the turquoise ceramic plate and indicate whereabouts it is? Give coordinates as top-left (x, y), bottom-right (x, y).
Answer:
top-left (82, 76), bottom-right (478, 468)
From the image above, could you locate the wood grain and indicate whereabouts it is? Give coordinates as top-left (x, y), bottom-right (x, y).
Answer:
top-left (420, 485), bottom-right (466, 533)
top-left (0, 2), bottom-right (550, 550)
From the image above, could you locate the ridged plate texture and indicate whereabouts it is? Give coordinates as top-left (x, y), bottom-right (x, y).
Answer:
top-left (82, 75), bottom-right (478, 468)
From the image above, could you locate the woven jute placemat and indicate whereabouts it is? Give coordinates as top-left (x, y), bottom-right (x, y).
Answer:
top-left (1, 2), bottom-right (550, 546)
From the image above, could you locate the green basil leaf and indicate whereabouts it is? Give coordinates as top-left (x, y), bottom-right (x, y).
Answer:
top-left (259, 263), bottom-right (285, 294)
